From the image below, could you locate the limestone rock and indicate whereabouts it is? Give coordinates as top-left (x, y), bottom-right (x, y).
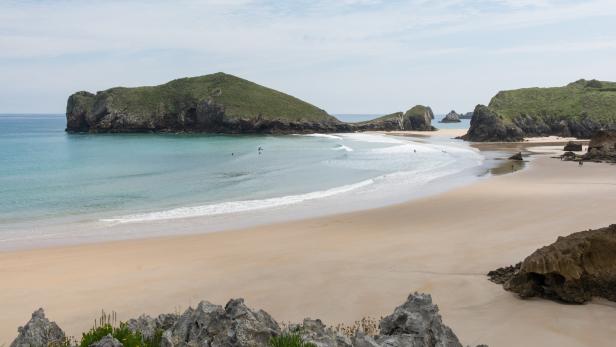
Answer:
top-left (89, 334), bottom-right (123, 347)
top-left (160, 298), bottom-right (280, 346)
top-left (563, 141), bottom-right (583, 151)
top-left (492, 224), bottom-right (616, 303)
top-left (440, 111), bottom-right (461, 123)
top-left (10, 308), bottom-right (66, 347)
top-left (377, 293), bottom-right (462, 347)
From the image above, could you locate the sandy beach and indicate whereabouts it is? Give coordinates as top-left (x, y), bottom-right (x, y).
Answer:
top-left (1, 135), bottom-right (615, 346)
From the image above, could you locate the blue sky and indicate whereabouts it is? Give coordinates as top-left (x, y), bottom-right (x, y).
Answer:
top-left (1, 0), bottom-right (616, 114)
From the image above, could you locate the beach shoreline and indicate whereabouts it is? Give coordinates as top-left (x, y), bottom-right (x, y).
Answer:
top-left (2, 133), bottom-right (615, 346)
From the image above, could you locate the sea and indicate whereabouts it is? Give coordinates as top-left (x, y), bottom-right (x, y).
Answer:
top-left (0, 113), bottom-right (482, 250)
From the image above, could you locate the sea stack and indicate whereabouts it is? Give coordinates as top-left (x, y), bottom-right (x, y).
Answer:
top-left (440, 110), bottom-right (461, 123)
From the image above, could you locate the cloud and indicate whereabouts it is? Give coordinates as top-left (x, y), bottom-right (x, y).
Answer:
top-left (1, 0), bottom-right (615, 113)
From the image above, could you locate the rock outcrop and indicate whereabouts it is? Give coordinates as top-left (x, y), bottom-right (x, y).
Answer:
top-left (355, 105), bottom-right (436, 131)
top-left (508, 152), bottom-right (523, 161)
top-left (460, 105), bottom-right (524, 142)
top-left (13, 293), bottom-right (481, 347)
top-left (10, 308), bottom-right (66, 347)
top-left (583, 130), bottom-right (616, 162)
top-left (440, 111), bottom-right (461, 123)
top-left (489, 224), bottom-right (616, 304)
top-left (563, 141), bottom-right (583, 151)
top-left (459, 112), bottom-right (473, 120)
top-left (461, 79), bottom-right (616, 142)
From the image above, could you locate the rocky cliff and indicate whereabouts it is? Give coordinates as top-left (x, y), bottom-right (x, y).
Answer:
top-left (462, 79), bottom-right (616, 141)
top-left (11, 293), bottom-right (482, 347)
top-left (355, 105), bottom-right (436, 131)
top-left (488, 224), bottom-right (616, 304)
top-left (66, 73), bottom-right (436, 134)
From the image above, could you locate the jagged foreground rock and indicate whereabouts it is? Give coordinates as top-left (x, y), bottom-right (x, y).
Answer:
top-left (10, 308), bottom-right (66, 347)
top-left (12, 293), bottom-right (483, 347)
top-left (489, 224), bottom-right (616, 304)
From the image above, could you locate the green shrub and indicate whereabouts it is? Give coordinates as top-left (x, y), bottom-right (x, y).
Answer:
top-left (78, 311), bottom-right (162, 347)
top-left (269, 333), bottom-right (317, 347)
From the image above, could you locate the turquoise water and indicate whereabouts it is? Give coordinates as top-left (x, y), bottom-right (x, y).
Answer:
top-left (0, 114), bottom-right (482, 249)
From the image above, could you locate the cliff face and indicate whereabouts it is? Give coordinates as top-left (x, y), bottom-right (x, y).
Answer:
top-left (462, 79), bottom-right (616, 141)
top-left (489, 224), bottom-right (616, 304)
top-left (66, 73), bottom-right (352, 134)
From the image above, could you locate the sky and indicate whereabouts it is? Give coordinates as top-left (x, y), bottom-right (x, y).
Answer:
top-left (1, 0), bottom-right (616, 115)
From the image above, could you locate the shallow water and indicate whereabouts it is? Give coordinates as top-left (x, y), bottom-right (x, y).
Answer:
top-left (0, 114), bottom-right (484, 249)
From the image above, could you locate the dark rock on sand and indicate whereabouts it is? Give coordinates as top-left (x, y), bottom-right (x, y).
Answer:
top-left (440, 111), bottom-right (461, 123)
top-left (10, 308), bottom-right (66, 347)
top-left (491, 224), bottom-right (616, 304)
top-left (583, 130), bottom-right (616, 162)
top-left (488, 263), bottom-right (521, 284)
top-left (563, 141), bottom-right (583, 151)
top-left (508, 152), bottom-right (523, 161)
top-left (377, 293), bottom-right (462, 347)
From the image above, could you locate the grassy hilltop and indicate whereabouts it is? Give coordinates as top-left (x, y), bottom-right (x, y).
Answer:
top-left (66, 73), bottom-right (342, 133)
top-left (463, 79), bottom-right (616, 141)
top-left (66, 73), bottom-right (436, 134)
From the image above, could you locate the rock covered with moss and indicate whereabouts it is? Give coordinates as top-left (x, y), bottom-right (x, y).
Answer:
top-left (489, 224), bottom-right (616, 304)
top-left (462, 79), bottom-right (616, 141)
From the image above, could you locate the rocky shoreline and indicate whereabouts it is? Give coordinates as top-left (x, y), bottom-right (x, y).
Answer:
top-left (10, 292), bottom-right (483, 347)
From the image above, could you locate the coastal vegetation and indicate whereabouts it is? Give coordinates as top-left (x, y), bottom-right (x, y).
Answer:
top-left (463, 79), bottom-right (616, 141)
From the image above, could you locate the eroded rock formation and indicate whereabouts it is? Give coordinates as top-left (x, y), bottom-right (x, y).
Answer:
top-left (10, 309), bottom-right (66, 347)
top-left (489, 224), bottom-right (616, 304)
top-left (440, 111), bottom-right (461, 123)
top-left (12, 293), bottom-right (481, 347)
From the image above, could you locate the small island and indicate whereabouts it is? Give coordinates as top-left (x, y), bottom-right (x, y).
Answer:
top-left (66, 73), bottom-right (435, 134)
